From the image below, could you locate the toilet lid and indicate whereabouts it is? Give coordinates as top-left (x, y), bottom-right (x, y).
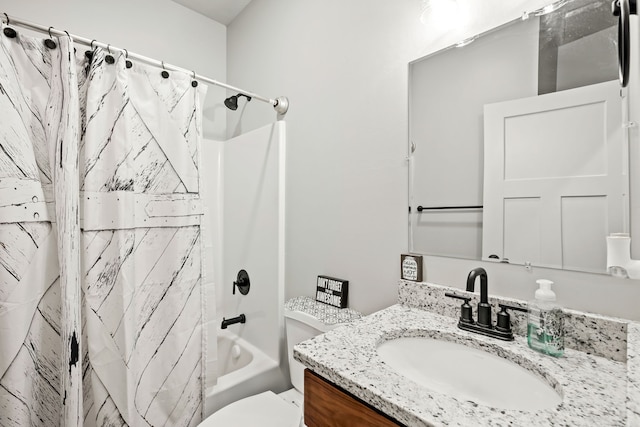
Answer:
top-left (199, 391), bottom-right (301, 427)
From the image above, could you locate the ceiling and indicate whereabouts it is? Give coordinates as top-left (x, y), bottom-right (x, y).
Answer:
top-left (171, 0), bottom-right (253, 25)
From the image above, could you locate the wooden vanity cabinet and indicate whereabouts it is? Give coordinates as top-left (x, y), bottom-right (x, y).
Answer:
top-left (304, 369), bottom-right (404, 427)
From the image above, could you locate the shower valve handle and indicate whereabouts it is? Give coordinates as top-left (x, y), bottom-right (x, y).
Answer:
top-left (233, 269), bottom-right (251, 295)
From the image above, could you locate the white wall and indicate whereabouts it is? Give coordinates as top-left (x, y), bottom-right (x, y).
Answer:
top-left (0, 0), bottom-right (227, 140)
top-left (228, 0), bottom-right (640, 320)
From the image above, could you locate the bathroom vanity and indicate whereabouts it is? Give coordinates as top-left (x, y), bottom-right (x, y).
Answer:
top-left (295, 281), bottom-right (640, 426)
top-left (304, 370), bottom-right (401, 427)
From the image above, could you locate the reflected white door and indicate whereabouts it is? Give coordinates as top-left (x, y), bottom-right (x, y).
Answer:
top-left (482, 80), bottom-right (626, 273)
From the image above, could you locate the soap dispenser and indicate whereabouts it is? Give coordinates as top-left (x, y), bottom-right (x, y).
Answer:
top-left (527, 279), bottom-right (564, 357)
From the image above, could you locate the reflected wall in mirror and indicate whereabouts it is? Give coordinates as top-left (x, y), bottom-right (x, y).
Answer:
top-left (408, 0), bottom-right (631, 274)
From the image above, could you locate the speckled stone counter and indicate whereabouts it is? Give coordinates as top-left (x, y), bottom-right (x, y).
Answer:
top-left (285, 296), bottom-right (362, 325)
top-left (295, 283), bottom-right (639, 426)
top-left (398, 281), bottom-right (629, 362)
top-left (628, 322), bottom-right (640, 425)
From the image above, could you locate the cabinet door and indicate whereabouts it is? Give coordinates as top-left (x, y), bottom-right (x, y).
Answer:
top-left (304, 370), bottom-right (403, 427)
top-left (483, 80), bottom-right (626, 272)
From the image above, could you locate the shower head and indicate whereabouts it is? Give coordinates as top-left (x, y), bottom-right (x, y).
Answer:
top-left (224, 96), bottom-right (238, 110)
top-left (224, 93), bottom-right (252, 111)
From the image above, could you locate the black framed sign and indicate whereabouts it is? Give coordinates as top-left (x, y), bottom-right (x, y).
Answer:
top-left (315, 275), bottom-right (349, 308)
top-left (401, 254), bottom-right (423, 282)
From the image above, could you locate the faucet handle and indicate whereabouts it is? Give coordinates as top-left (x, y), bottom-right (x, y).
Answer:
top-left (499, 303), bottom-right (527, 313)
top-left (445, 292), bottom-right (474, 324)
top-left (496, 303), bottom-right (527, 334)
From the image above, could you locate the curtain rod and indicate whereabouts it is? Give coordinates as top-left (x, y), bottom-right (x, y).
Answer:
top-left (1, 13), bottom-right (289, 115)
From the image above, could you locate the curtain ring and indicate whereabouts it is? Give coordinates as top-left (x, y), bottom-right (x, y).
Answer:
top-left (160, 61), bottom-right (170, 78)
top-left (124, 48), bottom-right (133, 69)
top-left (190, 70), bottom-right (199, 87)
top-left (48, 26), bottom-right (54, 38)
top-left (103, 44), bottom-right (116, 65)
top-left (64, 30), bottom-right (70, 40)
top-left (90, 39), bottom-right (96, 50)
top-left (3, 13), bottom-right (9, 25)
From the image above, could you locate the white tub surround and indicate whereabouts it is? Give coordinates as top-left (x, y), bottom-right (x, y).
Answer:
top-left (206, 330), bottom-right (281, 415)
top-left (205, 122), bottom-right (289, 416)
top-left (295, 281), bottom-right (639, 426)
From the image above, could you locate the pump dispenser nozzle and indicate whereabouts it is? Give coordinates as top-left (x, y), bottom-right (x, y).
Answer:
top-left (535, 279), bottom-right (556, 302)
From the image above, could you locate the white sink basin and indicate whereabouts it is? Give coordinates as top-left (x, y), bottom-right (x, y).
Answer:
top-left (377, 336), bottom-right (562, 411)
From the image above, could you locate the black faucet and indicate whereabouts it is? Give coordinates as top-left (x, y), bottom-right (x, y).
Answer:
top-left (466, 267), bottom-right (491, 328)
top-left (445, 268), bottom-right (527, 341)
top-left (221, 314), bottom-right (246, 329)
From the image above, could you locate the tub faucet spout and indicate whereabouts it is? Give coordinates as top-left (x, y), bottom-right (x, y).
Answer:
top-left (221, 314), bottom-right (246, 329)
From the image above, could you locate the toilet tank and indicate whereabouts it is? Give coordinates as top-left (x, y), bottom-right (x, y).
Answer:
top-left (284, 309), bottom-right (337, 393)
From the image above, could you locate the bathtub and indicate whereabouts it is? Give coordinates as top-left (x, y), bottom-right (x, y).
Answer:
top-left (205, 329), bottom-right (288, 416)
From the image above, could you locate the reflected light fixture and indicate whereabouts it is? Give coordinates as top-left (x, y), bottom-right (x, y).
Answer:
top-left (522, 0), bottom-right (568, 20)
top-left (456, 36), bottom-right (477, 47)
top-left (420, 0), bottom-right (468, 30)
top-left (534, 0), bottom-right (569, 16)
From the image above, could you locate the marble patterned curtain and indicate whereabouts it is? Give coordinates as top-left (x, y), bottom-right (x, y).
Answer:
top-left (0, 25), bottom-right (207, 427)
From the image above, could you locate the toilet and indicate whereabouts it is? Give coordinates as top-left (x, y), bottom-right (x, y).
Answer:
top-left (199, 297), bottom-right (361, 427)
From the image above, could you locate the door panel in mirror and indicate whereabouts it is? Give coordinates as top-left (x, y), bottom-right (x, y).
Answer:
top-left (482, 80), bottom-right (625, 273)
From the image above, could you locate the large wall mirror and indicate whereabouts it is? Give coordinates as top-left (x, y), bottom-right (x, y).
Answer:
top-left (408, 0), bottom-right (636, 275)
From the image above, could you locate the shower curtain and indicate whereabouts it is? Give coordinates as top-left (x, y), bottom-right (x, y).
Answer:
top-left (0, 25), bottom-right (207, 427)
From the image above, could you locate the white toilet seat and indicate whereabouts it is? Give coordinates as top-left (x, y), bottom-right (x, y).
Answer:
top-left (278, 388), bottom-right (303, 408)
top-left (199, 391), bottom-right (301, 427)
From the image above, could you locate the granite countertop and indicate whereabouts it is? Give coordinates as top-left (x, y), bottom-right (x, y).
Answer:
top-left (629, 322), bottom-right (640, 426)
top-left (295, 304), bottom-right (637, 426)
